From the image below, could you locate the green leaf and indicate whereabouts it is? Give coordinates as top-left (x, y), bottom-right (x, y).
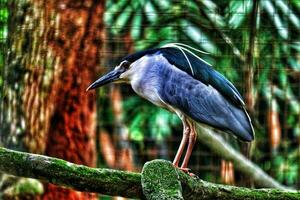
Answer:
top-left (288, 58), bottom-right (300, 71)
top-left (294, 124), bottom-right (300, 137)
top-left (228, 0), bottom-right (253, 29)
top-left (275, 0), bottom-right (300, 29)
top-left (115, 6), bottom-right (132, 32)
top-left (144, 1), bottom-right (157, 23)
top-left (105, 0), bottom-right (128, 24)
top-left (129, 113), bottom-right (145, 142)
top-left (153, 0), bottom-right (170, 10)
top-left (131, 10), bottom-right (142, 40)
top-left (261, 0), bottom-right (288, 39)
top-left (181, 20), bottom-right (216, 53)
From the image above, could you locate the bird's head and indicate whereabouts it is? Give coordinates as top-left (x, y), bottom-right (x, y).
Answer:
top-left (86, 60), bottom-right (133, 91)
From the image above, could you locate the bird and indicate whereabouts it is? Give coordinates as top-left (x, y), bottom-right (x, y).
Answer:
top-left (87, 43), bottom-right (254, 174)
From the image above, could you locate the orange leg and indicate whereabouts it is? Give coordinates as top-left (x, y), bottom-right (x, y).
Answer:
top-left (181, 120), bottom-right (197, 169)
top-left (172, 117), bottom-right (190, 167)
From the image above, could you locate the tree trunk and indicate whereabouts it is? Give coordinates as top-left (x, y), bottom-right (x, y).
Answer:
top-left (2, 0), bottom-right (105, 199)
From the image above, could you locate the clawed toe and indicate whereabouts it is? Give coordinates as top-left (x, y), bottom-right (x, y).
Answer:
top-left (179, 167), bottom-right (191, 173)
top-left (180, 168), bottom-right (196, 177)
top-left (187, 172), bottom-right (196, 177)
top-left (173, 165), bottom-right (196, 177)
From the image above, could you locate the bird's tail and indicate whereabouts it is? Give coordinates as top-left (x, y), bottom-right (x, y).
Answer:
top-left (230, 107), bottom-right (255, 142)
top-left (242, 107), bottom-right (255, 141)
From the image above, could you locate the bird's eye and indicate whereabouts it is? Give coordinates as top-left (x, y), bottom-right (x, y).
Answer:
top-left (121, 60), bottom-right (131, 69)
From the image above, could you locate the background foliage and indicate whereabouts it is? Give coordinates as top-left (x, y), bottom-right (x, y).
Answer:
top-left (0, 0), bottom-right (7, 103)
top-left (102, 0), bottom-right (300, 187)
top-left (0, 0), bottom-right (299, 195)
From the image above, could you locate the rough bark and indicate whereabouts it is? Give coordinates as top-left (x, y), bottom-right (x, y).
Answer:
top-left (44, 0), bottom-right (103, 166)
top-left (2, 1), bottom-right (57, 198)
top-left (0, 147), bottom-right (299, 200)
top-left (2, 0), bottom-right (105, 199)
top-left (2, 0), bottom-right (52, 153)
top-left (42, 1), bottom-right (105, 199)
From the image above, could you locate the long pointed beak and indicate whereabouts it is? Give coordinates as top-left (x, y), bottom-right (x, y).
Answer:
top-left (86, 68), bottom-right (124, 91)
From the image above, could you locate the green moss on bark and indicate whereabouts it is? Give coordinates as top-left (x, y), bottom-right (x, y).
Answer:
top-left (0, 147), bottom-right (299, 199)
top-left (142, 160), bottom-right (183, 200)
top-left (142, 160), bottom-right (300, 200)
top-left (0, 147), bottom-right (143, 198)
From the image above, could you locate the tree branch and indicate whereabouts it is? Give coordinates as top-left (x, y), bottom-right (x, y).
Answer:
top-left (197, 126), bottom-right (292, 190)
top-left (0, 147), bottom-right (299, 199)
top-left (142, 160), bottom-right (299, 200)
top-left (0, 147), bottom-right (143, 198)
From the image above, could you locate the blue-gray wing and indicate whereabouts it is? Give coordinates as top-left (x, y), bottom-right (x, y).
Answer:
top-left (158, 65), bottom-right (254, 141)
top-left (158, 48), bottom-right (244, 107)
top-left (123, 47), bottom-right (244, 107)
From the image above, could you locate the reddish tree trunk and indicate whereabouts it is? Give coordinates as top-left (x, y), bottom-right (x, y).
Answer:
top-left (4, 1), bottom-right (104, 199)
top-left (41, 1), bottom-right (105, 199)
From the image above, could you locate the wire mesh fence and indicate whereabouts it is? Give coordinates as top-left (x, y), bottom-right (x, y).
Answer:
top-left (98, 0), bottom-right (300, 190)
top-left (1, 0), bottom-right (299, 196)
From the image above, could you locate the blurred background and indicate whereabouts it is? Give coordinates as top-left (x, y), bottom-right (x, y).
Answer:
top-left (0, 0), bottom-right (300, 199)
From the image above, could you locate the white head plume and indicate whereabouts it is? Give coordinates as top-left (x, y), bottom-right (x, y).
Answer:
top-left (161, 43), bottom-right (212, 76)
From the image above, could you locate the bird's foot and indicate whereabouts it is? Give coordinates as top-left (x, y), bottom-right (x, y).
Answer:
top-left (178, 167), bottom-right (196, 177)
top-left (172, 165), bottom-right (196, 177)
top-left (179, 167), bottom-right (190, 173)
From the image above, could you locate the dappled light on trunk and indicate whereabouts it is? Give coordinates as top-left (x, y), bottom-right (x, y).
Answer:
top-left (221, 160), bottom-right (235, 185)
top-left (267, 99), bottom-right (281, 154)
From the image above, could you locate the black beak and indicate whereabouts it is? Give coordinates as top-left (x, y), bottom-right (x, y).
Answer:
top-left (86, 68), bottom-right (124, 91)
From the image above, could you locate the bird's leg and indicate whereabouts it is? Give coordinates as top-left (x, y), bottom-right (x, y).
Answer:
top-left (172, 117), bottom-right (190, 167)
top-left (180, 120), bottom-right (197, 170)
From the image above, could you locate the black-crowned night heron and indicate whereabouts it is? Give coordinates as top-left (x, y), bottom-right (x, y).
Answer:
top-left (87, 43), bottom-right (254, 173)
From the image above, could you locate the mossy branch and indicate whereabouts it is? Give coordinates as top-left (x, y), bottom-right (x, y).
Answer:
top-left (0, 147), bottom-right (299, 199)
top-left (0, 147), bottom-right (143, 198)
top-left (142, 160), bottom-right (300, 200)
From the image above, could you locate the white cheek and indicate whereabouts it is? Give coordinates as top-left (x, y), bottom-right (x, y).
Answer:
top-left (119, 71), bottom-right (128, 79)
top-left (119, 70), bottom-right (131, 82)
